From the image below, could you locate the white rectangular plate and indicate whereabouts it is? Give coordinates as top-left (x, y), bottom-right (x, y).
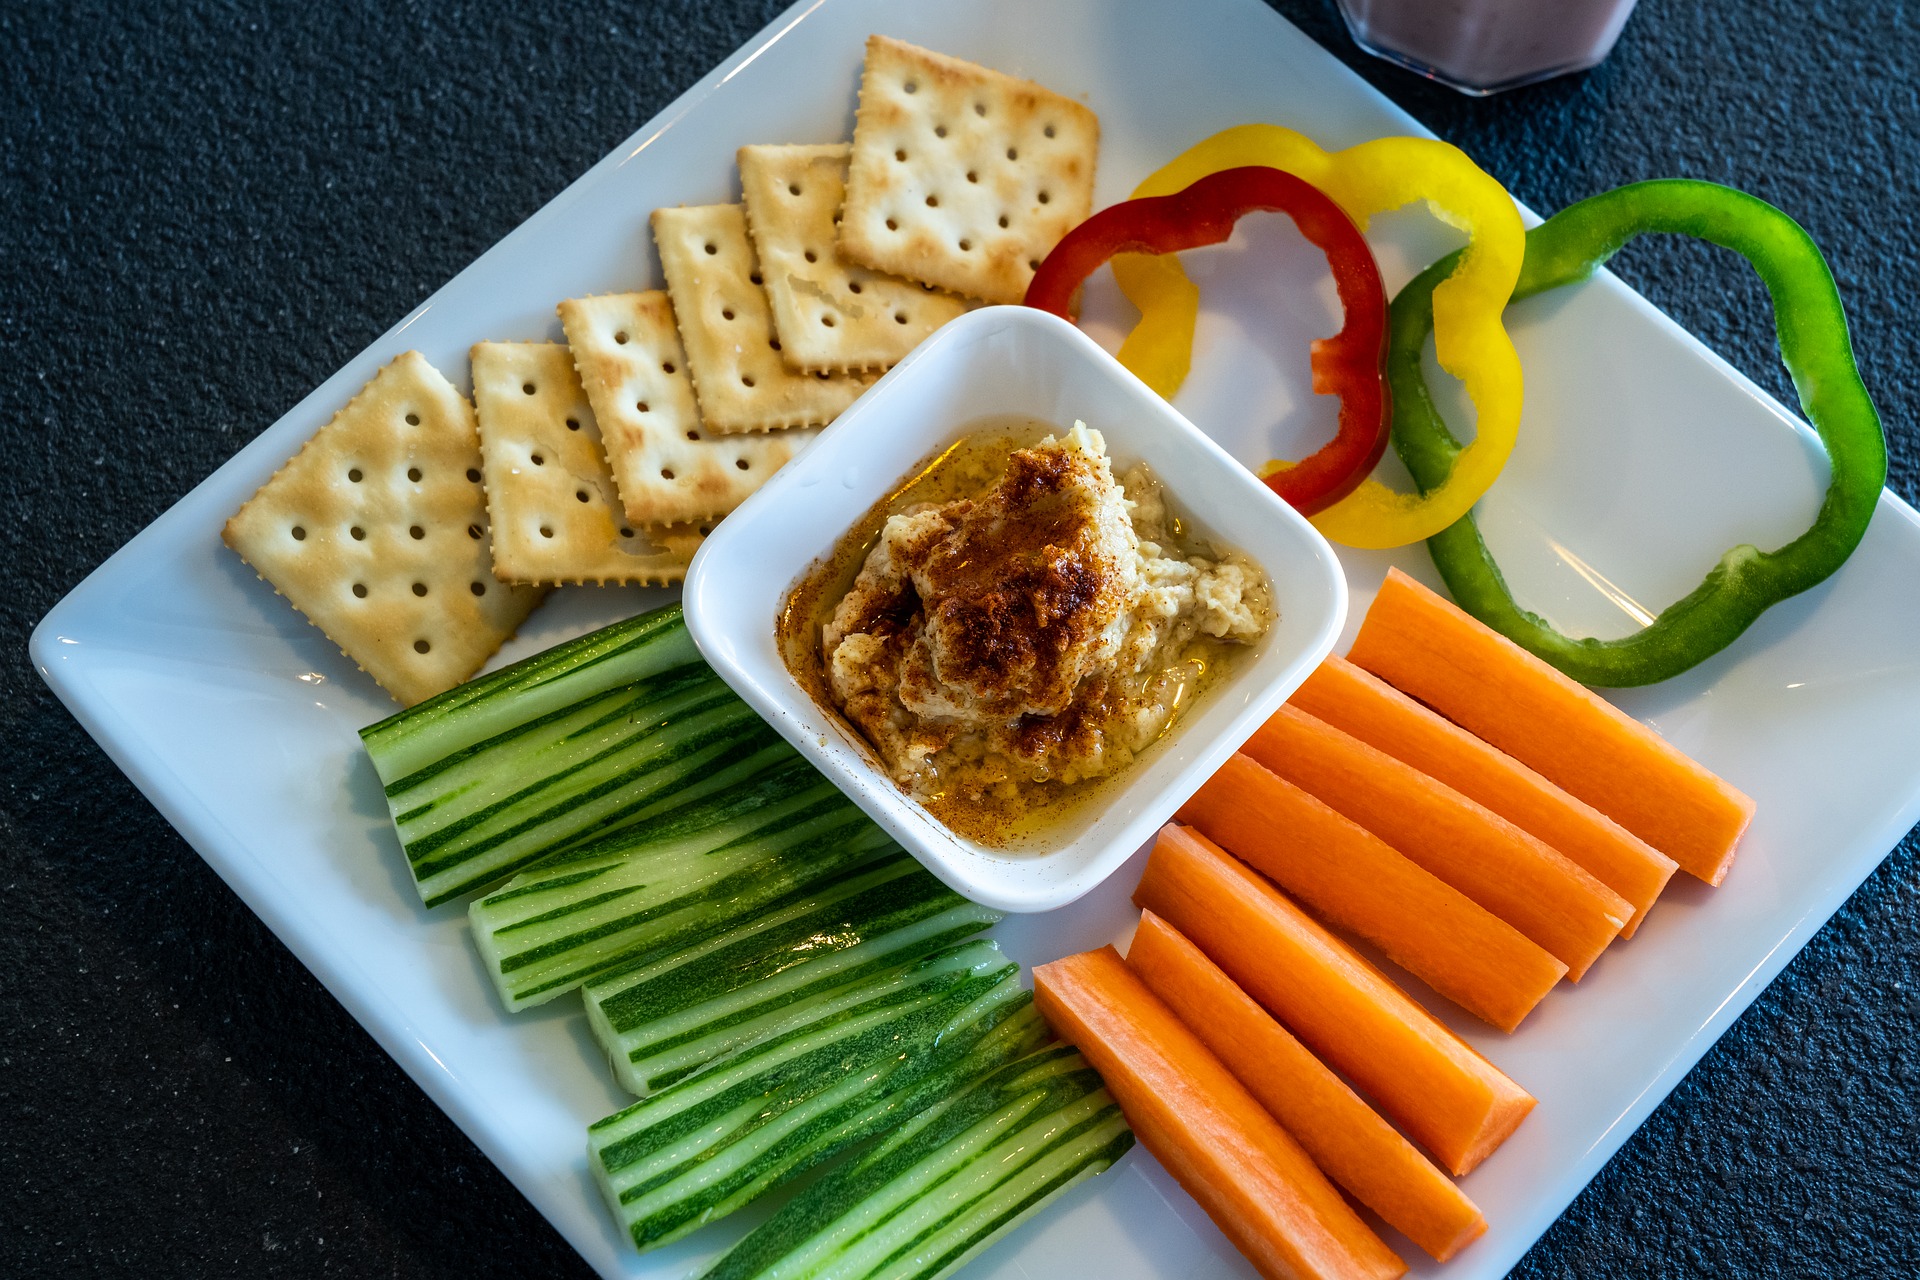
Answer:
top-left (30, 0), bottom-right (1920, 1277)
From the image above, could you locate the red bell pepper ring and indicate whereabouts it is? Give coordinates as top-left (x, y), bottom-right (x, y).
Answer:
top-left (1023, 165), bottom-right (1391, 516)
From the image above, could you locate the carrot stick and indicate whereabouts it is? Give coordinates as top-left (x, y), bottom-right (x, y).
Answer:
top-left (1292, 655), bottom-right (1678, 936)
top-left (1128, 912), bottom-right (1487, 1262)
top-left (1034, 945), bottom-right (1407, 1280)
top-left (1243, 706), bottom-right (1630, 980)
top-left (1347, 568), bottom-right (1755, 885)
top-left (1178, 753), bottom-right (1565, 1031)
top-left (1134, 824), bottom-right (1535, 1176)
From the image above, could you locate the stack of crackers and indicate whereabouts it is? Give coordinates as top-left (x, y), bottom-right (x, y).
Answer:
top-left (223, 35), bottom-right (1099, 707)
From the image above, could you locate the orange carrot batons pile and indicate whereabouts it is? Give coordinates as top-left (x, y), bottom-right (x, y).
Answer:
top-left (1133, 824), bottom-right (1535, 1176)
top-left (1128, 911), bottom-right (1487, 1263)
top-left (1243, 706), bottom-right (1630, 980)
top-left (1347, 568), bottom-right (1755, 885)
top-left (1290, 656), bottom-right (1678, 936)
top-left (1177, 753), bottom-right (1565, 1031)
top-left (1033, 945), bottom-right (1409, 1280)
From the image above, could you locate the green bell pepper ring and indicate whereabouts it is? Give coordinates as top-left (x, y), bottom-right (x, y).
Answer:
top-left (1390, 178), bottom-right (1887, 687)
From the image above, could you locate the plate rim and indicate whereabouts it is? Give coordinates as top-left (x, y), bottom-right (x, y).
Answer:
top-left (28, 0), bottom-right (1920, 1275)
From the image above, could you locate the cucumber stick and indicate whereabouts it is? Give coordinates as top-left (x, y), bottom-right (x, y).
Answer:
top-left (704, 1043), bottom-right (1133, 1280)
top-left (584, 857), bottom-right (1002, 1095)
top-left (471, 759), bottom-right (898, 1010)
top-left (589, 945), bottom-right (1040, 1253)
top-left (362, 603), bottom-right (697, 778)
top-left (361, 603), bottom-right (788, 906)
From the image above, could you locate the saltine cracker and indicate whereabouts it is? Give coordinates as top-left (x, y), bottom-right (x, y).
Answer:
top-left (470, 341), bottom-right (704, 587)
top-left (222, 351), bottom-right (546, 706)
top-left (558, 291), bottom-right (815, 525)
top-left (839, 36), bottom-right (1098, 304)
top-left (652, 202), bottom-right (873, 434)
top-left (739, 143), bottom-right (967, 372)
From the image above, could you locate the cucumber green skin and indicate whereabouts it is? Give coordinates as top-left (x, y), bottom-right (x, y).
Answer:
top-left (359, 602), bottom-right (795, 908)
top-left (593, 946), bottom-right (1015, 1166)
top-left (588, 956), bottom-right (1041, 1253)
top-left (413, 698), bottom-right (777, 907)
top-left (586, 862), bottom-right (999, 1095)
top-left (398, 672), bottom-right (742, 862)
top-left (520, 753), bottom-right (830, 877)
top-left (705, 1042), bottom-right (1133, 1280)
top-left (386, 662), bottom-right (718, 804)
top-left (471, 808), bottom-right (899, 1011)
top-left (617, 907), bottom-right (1005, 1096)
top-left (361, 602), bottom-right (696, 779)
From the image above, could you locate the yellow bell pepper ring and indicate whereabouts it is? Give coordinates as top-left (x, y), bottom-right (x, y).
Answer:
top-left (1112, 124), bottom-right (1527, 550)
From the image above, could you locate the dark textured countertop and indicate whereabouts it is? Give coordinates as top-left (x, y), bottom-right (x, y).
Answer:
top-left (3, 1), bottom-right (1916, 1275)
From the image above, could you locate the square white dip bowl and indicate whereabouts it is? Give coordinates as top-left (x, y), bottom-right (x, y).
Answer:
top-left (684, 306), bottom-right (1348, 912)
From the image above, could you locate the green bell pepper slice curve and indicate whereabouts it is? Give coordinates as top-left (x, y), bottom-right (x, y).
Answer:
top-left (1390, 178), bottom-right (1887, 687)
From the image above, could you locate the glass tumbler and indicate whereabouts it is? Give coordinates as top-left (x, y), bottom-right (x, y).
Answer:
top-left (1337, 0), bottom-right (1641, 96)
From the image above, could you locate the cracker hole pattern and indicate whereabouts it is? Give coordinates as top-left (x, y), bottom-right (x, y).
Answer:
top-left (530, 453), bottom-right (545, 466)
top-left (804, 249), bottom-right (818, 263)
top-left (575, 490), bottom-right (590, 503)
top-left (1044, 124), bottom-right (1057, 138)
top-left (636, 401), bottom-right (651, 414)
top-left (404, 412), bottom-right (420, 426)
top-left (1007, 147), bottom-right (1019, 161)
top-left (894, 312), bottom-right (908, 325)
top-left (467, 523), bottom-right (483, 540)
top-left (351, 526), bottom-right (366, 541)
top-left (352, 583), bottom-right (368, 598)
top-left (615, 331), bottom-right (630, 345)
top-left (565, 418), bottom-right (580, 432)
top-left (686, 430), bottom-right (700, 440)
top-left (735, 458), bottom-right (750, 470)
top-left (407, 467), bottom-right (422, 483)
top-left (539, 525), bottom-right (554, 538)
top-left (411, 582), bottom-right (428, 597)
top-left (821, 315), bottom-right (836, 327)
top-left (347, 468), bottom-right (363, 483)
top-left (522, 382), bottom-right (536, 396)
top-left (904, 79), bottom-right (918, 93)
top-left (934, 124), bottom-right (948, 138)
top-left (469, 581), bottom-right (486, 597)
top-left (414, 639), bottom-right (432, 654)
top-left (466, 467), bottom-right (482, 482)
top-left (741, 374), bottom-right (757, 387)
top-left (661, 468), bottom-right (676, 480)
top-left (848, 281), bottom-right (864, 294)
top-left (789, 183), bottom-right (802, 196)
top-left (409, 525), bottom-right (425, 540)
top-left (895, 149), bottom-right (908, 162)
top-left (704, 242), bottom-right (718, 255)
top-left (886, 218), bottom-right (899, 232)
top-left (290, 525), bottom-right (306, 541)
top-left (998, 215), bottom-right (1010, 229)
top-left (662, 361), bottom-right (676, 374)
top-left (619, 527), bottom-right (635, 538)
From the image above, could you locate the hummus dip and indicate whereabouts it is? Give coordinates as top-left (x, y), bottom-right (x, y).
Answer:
top-left (784, 421), bottom-right (1273, 844)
